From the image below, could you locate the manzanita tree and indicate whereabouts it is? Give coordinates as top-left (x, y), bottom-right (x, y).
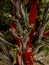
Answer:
top-left (9, 0), bottom-right (49, 65)
top-left (0, 0), bottom-right (49, 65)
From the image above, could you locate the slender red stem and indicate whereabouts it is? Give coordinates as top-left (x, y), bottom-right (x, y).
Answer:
top-left (10, 21), bottom-right (22, 65)
top-left (12, 0), bottom-right (23, 64)
top-left (42, 30), bottom-right (49, 38)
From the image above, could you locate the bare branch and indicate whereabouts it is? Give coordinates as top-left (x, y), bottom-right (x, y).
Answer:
top-left (14, 19), bottom-right (24, 36)
top-left (0, 37), bottom-right (15, 48)
top-left (0, 32), bottom-right (15, 48)
top-left (20, 3), bottom-right (29, 26)
top-left (11, 0), bottom-right (21, 18)
top-left (32, 45), bottom-right (44, 55)
top-left (0, 32), bottom-right (5, 37)
top-left (11, 0), bottom-right (17, 7)
top-left (37, 18), bottom-right (49, 44)
top-left (35, 51), bottom-right (46, 58)
top-left (3, 12), bottom-right (29, 42)
top-left (22, 58), bottom-right (25, 65)
top-left (0, 41), bottom-right (12, 60)
top-left (23, 0), bottom-right (29, 6)
top-left (34, 51), bottom-right (46, 64)
top-left (0, 52), bottom-right (12, 65)
top-left (9, 29), bottom-right (23, 50)
top-left (3, 12), bottom-right (24, 37)
top-left (36, 3), bottom-right (49, 44)
top-left (23, 25), bottom-right (35, 49)
top-left (9, 28), bottom-right (20, 39)
top-left (34, 60), bottom-right (45, 65)
top-left (15, 0), bottom-right (21, 18)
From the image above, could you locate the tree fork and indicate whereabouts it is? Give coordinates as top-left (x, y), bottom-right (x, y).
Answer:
top-left (10, 0), bottom-right (49, 65)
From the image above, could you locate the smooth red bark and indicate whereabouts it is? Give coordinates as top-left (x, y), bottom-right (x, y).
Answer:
top-left (10, 21), bottom-right (22, 65)
top-left (42, 30), bottom-right (49, 38)
top-left (24, 0), bottom-right (38, 65)
top-left (29, 0), bottom-right (38, 25)
top-left (10, 0), bottom-right (49, 65)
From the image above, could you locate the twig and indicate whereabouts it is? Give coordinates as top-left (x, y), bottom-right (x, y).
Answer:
top-left (11, 0), bottom-right (21, 18)
top-left (20, 3), bottom-right (28, 27)
top-left (15, 0), bottom-right (21, 18)
top-left (11, 0), bottom-right (17, 7)
top-left (0, 32), bottom-right (5, 37)
top-left (32, 45), bottom-right (44, 55)
top-left (14, 19), bottom-right (24, 36)
top-left (3, 12), bottom-right (24, 37)
top-left (37, 18), bottom-right (49, 44)
top-left (35, 60), bottom-right (45, 65)
top-left (36, 3), bottom-right (49, 44)
top-left (0, 37), bottom-right (15, 48)
top-left (23, 0), bottom-right (29, 6)
top-left (35, 51), bottom-right (46, 58)
top-left (9, 29), bottom-right (20, 39)
top-left (0, 52), bottom-right (12, 65)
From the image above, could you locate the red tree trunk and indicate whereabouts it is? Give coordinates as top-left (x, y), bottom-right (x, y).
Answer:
top-left (10, 0), bottom-right (49, 65)
top-left (24, 0), bottom-right (38, 65)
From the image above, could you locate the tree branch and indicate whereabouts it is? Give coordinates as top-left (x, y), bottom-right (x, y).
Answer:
top-left (37, 3), bottom-right (49, 43)
top-left (20, 3), bottom-right (29, 27)
top-left (0, 37), bottom-right (15, 48)
top-left (0, 52), bottom-right (12, 65)
top-left (0, 32), bottom-right (5, 37)
top-left (11, 0), bottom-right (21, 18)
top-left (32, 45), bottom-right (44, 55)
top-left (37, 18), bottom-right (49, 44)
top-left (3, 12), bottom-right (24, 37)
top-left (14, 19), bottom-right (24, 36)
top-left (35, 60), bottom-right (45, 65)
top-left (23, 0), bottom-right (29, 6)
top-left (34, 51), bottom-right (46, 65)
